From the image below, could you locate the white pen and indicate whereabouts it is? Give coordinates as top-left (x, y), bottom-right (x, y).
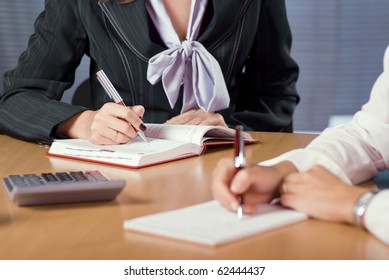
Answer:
top-left (96, 70), bottom-right (148, 142)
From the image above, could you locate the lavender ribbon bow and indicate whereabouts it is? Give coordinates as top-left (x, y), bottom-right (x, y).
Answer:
top-left (147, 40), bottom-right (230, 113)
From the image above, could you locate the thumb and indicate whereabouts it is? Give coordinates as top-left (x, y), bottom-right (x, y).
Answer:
top-left (130, 105), bottom-right (145, 118)
top-left (230, 169), bottom-right (251, 194)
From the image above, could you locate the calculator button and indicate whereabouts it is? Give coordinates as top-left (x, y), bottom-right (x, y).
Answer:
top-left (23, 174), bottom-right (45, 186)
top-left (9, 175), bottom-right (28, 187)
top-left (55, 172), bottom-right (75, 183)
top-left (41, 173), bottom-right (59, 184)
top-left (85, 171), bottom-right (108, 181)
top-left (3, 178), bottom-right (14, 192)
top-left (70, 171), bottom-right (88, 181)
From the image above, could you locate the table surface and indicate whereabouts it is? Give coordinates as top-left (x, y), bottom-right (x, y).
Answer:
top-left (1, 132), bottom-right (388, 260)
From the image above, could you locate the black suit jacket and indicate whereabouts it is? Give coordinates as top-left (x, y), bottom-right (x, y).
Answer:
top-left (0, 0), bottom-right (299, 143)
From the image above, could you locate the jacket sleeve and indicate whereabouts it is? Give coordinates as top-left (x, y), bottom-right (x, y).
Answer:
top-left (0, 0), bottom-right (87, 144)
top-left (232, 0), bottom-right (299, 132)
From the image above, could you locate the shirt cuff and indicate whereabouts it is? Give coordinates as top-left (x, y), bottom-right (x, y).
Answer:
top-left (364, 190), bottom-right (389, 244)
top-left (258, 149), bottom-right (352, 184)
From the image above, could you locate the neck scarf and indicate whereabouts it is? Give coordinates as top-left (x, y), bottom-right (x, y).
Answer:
top-left (146, 0), bottom-right (230, 112)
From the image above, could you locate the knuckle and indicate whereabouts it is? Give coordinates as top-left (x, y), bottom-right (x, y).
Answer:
top-left (131, 105), bottom-right (145, 116)
top-left (119, 122), bottom-right (135, 136)
top-left (191, 117), bottom-right (201, 124)
top-left (117, 133), bottom-right (130, 144)
top-left (101, 103), bottom-right (114, 110)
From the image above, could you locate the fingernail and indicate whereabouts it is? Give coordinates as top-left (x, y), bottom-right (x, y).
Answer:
top-left (231, 181), bottom-right (241, 192)
top-left (140, 123), bottom-right (147, 131)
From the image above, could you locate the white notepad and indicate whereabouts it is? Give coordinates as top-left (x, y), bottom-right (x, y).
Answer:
top-left (123, 200), bottom-right (308, 246)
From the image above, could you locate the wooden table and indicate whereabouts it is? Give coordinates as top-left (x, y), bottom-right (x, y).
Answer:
top-left (1, 132), bottom-right (388, 260)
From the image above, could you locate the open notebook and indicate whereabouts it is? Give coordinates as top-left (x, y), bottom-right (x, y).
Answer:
top-left (48, 124), bottom-right (255, 168)
top-left (123, 200), bottom-right (308, 246)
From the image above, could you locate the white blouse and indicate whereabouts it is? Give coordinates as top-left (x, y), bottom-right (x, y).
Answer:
top-left (146, 0), bottom-right (230, 113)
top-left (261, 46), bottom-right (389, 245)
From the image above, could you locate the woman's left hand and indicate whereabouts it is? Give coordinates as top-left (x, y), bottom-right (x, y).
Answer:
top-left (166, 109), bottom-right (227, 127)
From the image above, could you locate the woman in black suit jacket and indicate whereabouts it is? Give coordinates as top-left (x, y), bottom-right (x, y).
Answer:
top-left (0, 0), bottom-right (299, 144)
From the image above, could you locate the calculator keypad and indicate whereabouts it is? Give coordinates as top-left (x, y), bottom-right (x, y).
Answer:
top-left (2, 170), bottom-right (124, 206)
top-left (8, 171), bottom-right (109, 187)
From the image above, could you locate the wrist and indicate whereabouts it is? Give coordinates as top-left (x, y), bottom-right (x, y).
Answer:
top-left (58, 110), bottom-right (94, 139)
top-left (271, 161), bottom-right (298, 197)
top-left (272, 161), bottom-right (298, 178)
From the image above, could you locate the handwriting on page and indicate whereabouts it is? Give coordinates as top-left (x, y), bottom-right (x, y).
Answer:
top-left (63, 139), bottom-right (163, 158)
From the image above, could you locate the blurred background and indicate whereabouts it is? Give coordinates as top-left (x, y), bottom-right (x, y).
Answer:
top-left (1, 0), bottom-right (389, 133)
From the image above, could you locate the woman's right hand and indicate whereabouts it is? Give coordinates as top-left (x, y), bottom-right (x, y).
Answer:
top-left (58, 103), bottom-right (145, 145)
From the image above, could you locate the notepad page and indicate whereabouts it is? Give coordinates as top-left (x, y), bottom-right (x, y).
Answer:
top-left (123, 200), bottom-right (308, 246)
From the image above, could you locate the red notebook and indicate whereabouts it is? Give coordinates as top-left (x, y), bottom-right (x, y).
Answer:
top-left (47, 124), bottom-right (257, 168)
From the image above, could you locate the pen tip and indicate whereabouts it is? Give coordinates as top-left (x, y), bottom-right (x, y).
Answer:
top-left (237, 205), bottom-right (244, 220)
top-left (138, 132), bottom-right (148, 143)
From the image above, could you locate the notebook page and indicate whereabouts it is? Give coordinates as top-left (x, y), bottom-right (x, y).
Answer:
top-left (144, 123), bottom-right (252, 146)
top-left (123, 200), bottom-right (308, 246)
top-left (145, 123), bottom-right (220, 145)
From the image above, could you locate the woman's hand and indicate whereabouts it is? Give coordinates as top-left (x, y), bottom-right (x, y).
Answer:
top-left (212, 158), bottom-right (298, 214)
top-left (58, 103), bottom-right (145, 145)
top-left (166, 109), bottom-right (227, 127)
top-left (280, 165), bottom-right (369, 224)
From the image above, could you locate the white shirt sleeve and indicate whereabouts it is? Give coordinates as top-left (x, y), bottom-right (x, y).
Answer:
top-left (260, 46), bottom-right (389, 244)
top-left (262, 45), bottom-right (389, 184)
top-left (364, 191), bottom-right (389, 245)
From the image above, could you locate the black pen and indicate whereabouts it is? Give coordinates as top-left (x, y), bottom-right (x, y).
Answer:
top-left (96, 70), bottom-right (147, 142)
top-left (234, 125), bottom-right (246, 220)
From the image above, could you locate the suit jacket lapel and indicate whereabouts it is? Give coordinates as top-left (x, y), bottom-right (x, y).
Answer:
top-left (99, 0), bottom-right (253, 59)
top-left (99, 0), bottom-right (164, 61)
top-left (199, 0), bottom-right (253, 50)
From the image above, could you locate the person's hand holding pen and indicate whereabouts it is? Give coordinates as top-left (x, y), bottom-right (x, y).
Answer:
top-left (96, 70), bottom-right (147, 143)
top-left (212, 137), bottom-right (299, 214)
top-left (57, 71), bottom-right (147, 145)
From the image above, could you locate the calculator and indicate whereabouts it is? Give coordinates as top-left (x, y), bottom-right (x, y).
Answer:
top-left (2, 170), bottom-right (125, 206)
